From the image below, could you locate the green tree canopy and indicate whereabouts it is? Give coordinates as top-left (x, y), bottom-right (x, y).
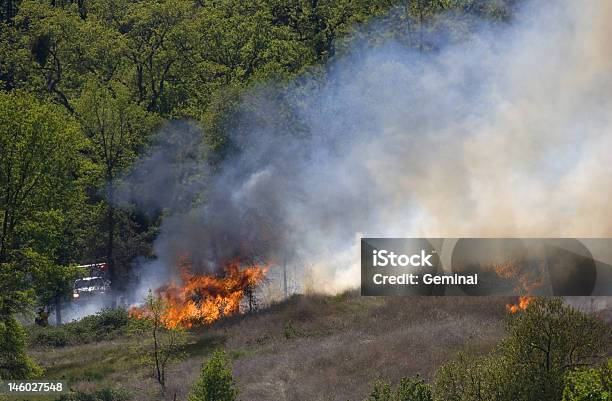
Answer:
top-left (0, 90), bottom-right (84, 262)
top-left (434, 298), bottom-right (611, 401)
top-left (562, 359), bottom-right (612, 401)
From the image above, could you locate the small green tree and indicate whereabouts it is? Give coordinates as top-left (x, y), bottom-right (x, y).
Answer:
top-left (188, 350), bottom-right (238, 401)
top-left (131, 291), bottom-right (186, 394)
top-left (562, 359), bottom-right (612, 401)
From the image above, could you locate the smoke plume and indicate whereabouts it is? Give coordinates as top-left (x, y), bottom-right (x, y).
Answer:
top-left (122, 0), bottom-right (612, 295)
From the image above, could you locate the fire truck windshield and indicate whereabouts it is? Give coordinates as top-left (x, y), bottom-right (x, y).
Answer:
top-left (75, 277), bottom-right (105, 289)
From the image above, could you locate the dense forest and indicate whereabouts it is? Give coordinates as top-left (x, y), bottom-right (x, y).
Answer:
top-left (0, 0), bottom-right (521, 380)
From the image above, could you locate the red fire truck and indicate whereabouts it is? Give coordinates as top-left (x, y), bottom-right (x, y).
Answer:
top-left (72, 263), bottom-right (111, 302)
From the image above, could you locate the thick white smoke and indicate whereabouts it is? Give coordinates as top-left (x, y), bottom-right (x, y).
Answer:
top-left (124, 0), bottom-right (612, 295)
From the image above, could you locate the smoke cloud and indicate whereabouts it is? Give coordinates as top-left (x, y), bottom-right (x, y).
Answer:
top-left (122, 0), bottom-right (612, 295)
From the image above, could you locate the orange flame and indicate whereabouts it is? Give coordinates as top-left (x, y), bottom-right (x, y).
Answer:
top-left (490, 259), bottom-right (545, 294)
top-left (130, 258), bottom-right (267, 328)
top-left (506, 296), bottom-right (534, 313)
top-left (487, 259), bottom-right (544, 313)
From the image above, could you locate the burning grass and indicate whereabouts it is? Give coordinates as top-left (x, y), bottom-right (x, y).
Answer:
top-left (490, 259), bottom-right (546, 294)
top-left (129, 258), bottom-right (268, 328)
top-left (485, 259), bottom-right (545, 313)
top-left (506, 295), bottom-right (534, 313)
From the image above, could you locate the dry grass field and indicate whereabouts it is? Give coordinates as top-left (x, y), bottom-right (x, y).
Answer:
top-left (28, 293), bottom-right (513, 401)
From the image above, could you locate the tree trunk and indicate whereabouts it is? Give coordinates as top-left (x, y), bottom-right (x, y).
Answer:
top-left (0, 209), bottom-right (10, 263)
top-left (3, 0), bottom-right (13, 23)
top-left (418, 0), bottom-right (424, 52)
top-left (153, 324), bottom-right (165, 392)
top-left (77, 0), bottom-right (86, 19)
top-left (107, 181), bottom-right (117, 307)
top-left (283, 258), bottom-right (288, 298)
top-left (55, 295), bottom-right (62, 325)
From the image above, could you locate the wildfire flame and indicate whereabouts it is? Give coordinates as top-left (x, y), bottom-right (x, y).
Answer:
top-left (487, 259), bottom-right (544, 313)
top-left (506, 296), bottom-right (534, 313)
top-left (130, 258), bottom-right (268, 328)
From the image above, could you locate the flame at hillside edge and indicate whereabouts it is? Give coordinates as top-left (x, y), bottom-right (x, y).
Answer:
top-left (488, 260), bottom-right (543, 313)
top-left (130, 258), bottom-right (268, 328)
top-left (507, 296), bottom-right (534, 313)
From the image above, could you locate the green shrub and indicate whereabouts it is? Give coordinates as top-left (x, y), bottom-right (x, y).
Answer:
top-left (395, 376), bottom-right (433, 401)
top-left (68, 308), bottom-right (129, 339)
top-left (29, 325), bottom-right (71, 346)
top-left (188, 350), bottom-right (237, 401)
top-left (29, 308), bottom-right (130, 346)
top-left (283, 320), bottom-right (301, 339)
top-left (367, 376), bottom-right (432, 401)
top-left (367, 379), bottom-right (392, 401)
top-left (434, 351), bottom-right (520, 401)
top-left (562, 359), bottom-right (611, 401)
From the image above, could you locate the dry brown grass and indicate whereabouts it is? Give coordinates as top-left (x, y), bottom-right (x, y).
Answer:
top-left (30, 293), bottom-right (513, 401)
top-left (163, 294), bottom-right (509, 401)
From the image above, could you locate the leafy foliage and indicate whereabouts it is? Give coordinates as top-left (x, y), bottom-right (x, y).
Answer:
top-left (367, 379), bottom-right (393, 401)
top-left (433, 298), bottom-right (610, 401)
top-left (0, 0), bottom-right (520, 304)
top-left (28, 308), bottom-right (130, 346)
top-left (395, 376), bottom-right (433, 401)
top-left (0, 91), bottom-right (83, 261)
top-left (0, 315), bottom-right (42, 379)
top-left (188, 350), bottom-right (238, 401)
top-left (562, 359), bottom-right (612, 401)
top-left (128, 292), bottom-right (187, 392)
top-left (367, 376), bottom-right (432, 401)
top-left (0, 0), bottom-right (519, 386)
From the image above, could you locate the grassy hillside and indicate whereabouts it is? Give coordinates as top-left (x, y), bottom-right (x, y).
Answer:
top-left (23, 293), bottom-right (512, 401)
